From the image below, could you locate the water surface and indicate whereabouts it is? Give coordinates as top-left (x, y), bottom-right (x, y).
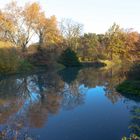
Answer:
top-left (0, 67), bottom-right (139, 140)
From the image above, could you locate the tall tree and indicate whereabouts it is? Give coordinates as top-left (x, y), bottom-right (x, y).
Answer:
top-left (80, 33), bottom-right (100, 60)
top-left (2, 1), bottom-right (43, 51)
top-left (105, 23), bottom-right (126, 60)
top-left (125, 29), bottom-right (140, 61)
top-left (22, 2), bottom-right (43, 51)
top-left (44, 16), bottom-right (62, 47)
top-left (60, 19), bottom-right (83, 51)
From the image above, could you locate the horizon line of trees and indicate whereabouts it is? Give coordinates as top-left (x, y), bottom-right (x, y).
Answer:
top-left (0, 0), bottom-right (140, 73)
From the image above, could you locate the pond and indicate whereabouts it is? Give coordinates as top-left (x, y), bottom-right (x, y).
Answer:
top-left (0, 67), bottom-right (140, 140)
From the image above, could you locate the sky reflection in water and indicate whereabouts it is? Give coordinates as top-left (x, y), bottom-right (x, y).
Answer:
top-left (0, 67), bottom-right (139, 140)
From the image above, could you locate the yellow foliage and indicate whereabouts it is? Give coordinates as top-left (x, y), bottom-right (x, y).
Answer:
top-left (100, 59), bottom-right (121, 69)
top-left (24, 2), bottom-right (42, 22)
top-left (44, 16), bottom-right (62, 46)
top-left (0, 41), bottom-right (14, 48)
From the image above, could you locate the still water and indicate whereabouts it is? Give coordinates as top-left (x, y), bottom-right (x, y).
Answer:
top-left (0, 67), bottom-right (139, 140)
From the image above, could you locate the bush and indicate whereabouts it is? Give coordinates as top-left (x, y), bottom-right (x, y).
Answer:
top-left (0, 48), bottom-right (20, 74)
top-left (58, 48), bottom-right (81, 67)
top-left (18, 59), bottom-right (34, 72)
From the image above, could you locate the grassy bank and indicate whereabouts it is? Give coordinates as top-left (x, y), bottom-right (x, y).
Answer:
top-left (116, 63), bottom-right (140, 100)
top-left (117, 80), bottom-right (140, 96)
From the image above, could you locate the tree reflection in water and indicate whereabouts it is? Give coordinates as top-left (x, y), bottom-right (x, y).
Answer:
top-left (0, 69), bottom-right (85, 139)
top-left (0, 66), bottom-right (131, 139)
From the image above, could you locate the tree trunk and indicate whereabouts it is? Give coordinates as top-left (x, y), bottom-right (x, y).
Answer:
top-left (38, 32), bottom-right (43, 50)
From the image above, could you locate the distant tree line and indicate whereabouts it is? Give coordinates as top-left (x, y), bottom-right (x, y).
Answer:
top-left (0, 1), bottom-right (139, 73)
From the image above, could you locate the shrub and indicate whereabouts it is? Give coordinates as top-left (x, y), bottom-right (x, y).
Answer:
top-left (0, 48), bottom-right (20, 74)
top-left (18, 59), bottom-right (34, 72)
top-left (58, 48), bottom-right (81, 67)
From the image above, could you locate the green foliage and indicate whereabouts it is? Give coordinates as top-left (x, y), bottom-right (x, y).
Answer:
top-left (116, 63), bottom-right (140, 98)
top-left (18, 59), bottom-right (34, 72)
top-left (58, 48), bottom-right (81, 67)
top-left (79, 33), bottom-right (105, 61)
top-left (117, 80), bottom-right (140, 96)
top-left (0, 47), bottom-right (34, 74)
top-left (0, 48), bottom-right (20, 74)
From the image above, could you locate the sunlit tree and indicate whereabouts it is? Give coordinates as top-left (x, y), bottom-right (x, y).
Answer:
top-left (60, 19), bottom-right (83, 51)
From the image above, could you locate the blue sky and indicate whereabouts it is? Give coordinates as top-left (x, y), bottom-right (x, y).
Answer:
top-left (0, 0), bottom-right (140, 33)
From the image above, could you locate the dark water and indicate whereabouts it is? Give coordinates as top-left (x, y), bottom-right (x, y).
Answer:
top-left (0, 67), bottom-right (140, 140)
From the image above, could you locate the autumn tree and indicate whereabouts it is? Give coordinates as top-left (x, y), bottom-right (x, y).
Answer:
top-left (0, 1), bottom-right (38, 52)
top-left (0, 10), bottom-right (15, 41)
top-left (44, 16), bottom-right (62, 48)
top-left (27, 5), bottom-right (61, 49)
top-left (124, 29), bottom-right (140, 61)
top-left (105, 23), bottom-right (126, 60)
top-left (60, 19), bottom-right (83, 51)
top-left (22, 2), bottom-right (44, 51)
top-left (25, 2), bottom-right (47, 49)
top-left (79, 33), bottom-right (100, 61)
